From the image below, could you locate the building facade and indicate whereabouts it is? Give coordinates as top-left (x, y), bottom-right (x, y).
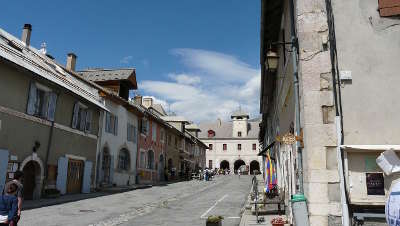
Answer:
top-left (0, 25), bottom-right (106, 199)
top-left (199, 111), bottom-right (262, 174)
top-left (260, 0), bottom-right (400, 225)
top-left (79, 69), bottom-right (141, 187)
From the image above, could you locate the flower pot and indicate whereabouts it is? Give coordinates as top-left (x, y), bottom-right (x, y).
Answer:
top-left (206, 222), bottom-right (222, 226)
top-left (271, 224), bottom-right (284, 226)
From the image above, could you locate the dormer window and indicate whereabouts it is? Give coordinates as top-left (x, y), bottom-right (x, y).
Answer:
top-left (208, 130), bottom-right (216, 138)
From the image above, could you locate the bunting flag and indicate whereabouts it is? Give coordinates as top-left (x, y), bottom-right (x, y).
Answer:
top-left (265, 150), bottom-right (277, 192)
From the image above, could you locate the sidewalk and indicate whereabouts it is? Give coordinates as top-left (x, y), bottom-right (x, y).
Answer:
top-left (239, 175), bottom-right (288, 226)
top-left (23, 184), bottom-right (151, 210)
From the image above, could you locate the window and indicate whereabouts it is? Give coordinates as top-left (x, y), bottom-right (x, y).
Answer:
top-left (118, 149), bottom-right (130, 170)
top-left (152, 123), bottom-right (157, 141)
top-left (223, 144), bottom-right (227, 151)
top-left (147, 150), bottom-right (155, 169)
top-left (127, 123), bottom-right (137, 143)
top-left (168, 135), bottom-right (172, 145)
top-left (209, 160), bottom-right (213, 169)
top-left (72, 102), bottom-right (93, 132)
top-left (238, 132), bottom-right (242, 137)
top-left (140, 118), bottom-right (149, 135)
top-left (253, 143), bottom-right (257, 151)
top-left (27, 82), bottom-right (57, 121)
top-left (105, 112), bottom-right (118, 135)
top-left (208, 130), bottom-right (215, 138)
top-left (209, 144), bottom-right (213, 150)
top-left (175, 136), bottom-right (178, 147)
top-left (378, 0), bottom-right (400, 17)
top-left (140, 151), bottom-right (146, 168)
top-left (238, 144), bottom-right (242, 150)
top-left (160, 129), bottom-right (165, 143)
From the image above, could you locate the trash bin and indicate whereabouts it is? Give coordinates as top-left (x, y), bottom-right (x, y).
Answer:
top-left (291, 193), bottom-right (309, 226)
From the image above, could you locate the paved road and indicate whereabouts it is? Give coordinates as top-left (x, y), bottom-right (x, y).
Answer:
top-left (20, 175), bottom-right (251, 226)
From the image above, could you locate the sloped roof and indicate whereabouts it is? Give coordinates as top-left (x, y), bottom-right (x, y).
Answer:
top-left (198, 119), bottom-right (260, 139)
top-left (151, 104), bottom-right (167, 116)
top-left (161, 116), bottom-right (189, 123)
top-left (0, 27), bottom-right (107, 111)
top-left (78, 68), bottom-right (137, 89)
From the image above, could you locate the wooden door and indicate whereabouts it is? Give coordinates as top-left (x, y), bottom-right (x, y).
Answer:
top-left (67, 159), bottom-right (84, 194)
top-left (23, 161), bottom-right (36, 200)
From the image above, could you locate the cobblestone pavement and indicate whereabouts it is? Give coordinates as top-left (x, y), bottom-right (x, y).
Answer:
top-left (20, 175), bottom-right (251, 226)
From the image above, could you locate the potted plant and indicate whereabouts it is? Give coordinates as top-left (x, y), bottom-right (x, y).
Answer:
top-left (206, 215), bottom-right (223, 226)
top-left (271, 216), bottom-right (287, 226)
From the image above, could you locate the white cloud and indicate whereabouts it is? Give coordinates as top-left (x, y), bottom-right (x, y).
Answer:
top-left (120, 56), bottom-right (133, 64)
top-left (139, 48), bottom-right (260, 122)
top-left (168, 73), bottom-right (201, 85)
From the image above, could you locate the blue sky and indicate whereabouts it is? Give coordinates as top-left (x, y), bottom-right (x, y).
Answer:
top-left (1, 1), bottom-right (261, 122)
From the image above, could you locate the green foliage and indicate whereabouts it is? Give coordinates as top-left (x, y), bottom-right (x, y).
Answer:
top-left (206, 215), bottom-right (224, 223)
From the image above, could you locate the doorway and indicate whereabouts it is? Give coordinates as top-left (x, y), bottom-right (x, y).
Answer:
top-left (66, 159), bottom-right (84, 194)
top-left (234, 159), bottom-right (246, 174)
top-left (22, 161), bottom-right (41, 200)
top-left (102, 148), bottom-right (111, 184)
top-left (250, 160), bottom-right (260, 175)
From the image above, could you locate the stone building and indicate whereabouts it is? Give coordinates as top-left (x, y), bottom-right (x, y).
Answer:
top-left (260, 0), bottom-right (400, 225)
top-left (199, 111), bottom-right (262, 174)
top-left (79, 69), bottom-right (142, 187)
top-left (0, 24), bottom-right (106, 198)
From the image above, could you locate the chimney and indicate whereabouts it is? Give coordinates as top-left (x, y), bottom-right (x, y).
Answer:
top-left (66, 53), bottom-right (77, 71)
top-left (21, 24), bottom-right (32, 46)
top-left (142, 97), bottom-right (154, 108)
top-left (134, 95), bottom-right (143, 105)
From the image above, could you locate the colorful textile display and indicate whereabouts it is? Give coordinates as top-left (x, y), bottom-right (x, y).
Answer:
top-left (265, 151), bottom-right (277, 192)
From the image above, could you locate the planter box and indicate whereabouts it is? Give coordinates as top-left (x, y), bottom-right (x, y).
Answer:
top-left (206, 222), bottom-right (221, 226)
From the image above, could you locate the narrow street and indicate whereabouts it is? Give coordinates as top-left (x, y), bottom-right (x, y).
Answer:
top-left (20, 175), bottom-right (251, 226)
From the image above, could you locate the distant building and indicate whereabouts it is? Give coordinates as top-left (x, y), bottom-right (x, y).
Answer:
top-left (199, 111), bottom-right (261, 174)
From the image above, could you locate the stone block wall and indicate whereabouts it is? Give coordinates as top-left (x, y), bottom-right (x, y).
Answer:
top-left (296, 0), bottom-right (342, 225)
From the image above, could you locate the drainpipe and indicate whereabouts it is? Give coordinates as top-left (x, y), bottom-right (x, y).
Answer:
top-left (43, 120), bottom-right (55, 194)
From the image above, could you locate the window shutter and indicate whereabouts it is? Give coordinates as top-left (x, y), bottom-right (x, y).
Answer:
top-left (79, 109), bottom-right (87, 131)
top-left (85, 110), bottom-right (92, 133)
top-left (27, 82), bottom-right (37, 115)
top-left (41, 92), bottom-right (50, 118)
top-left (114, 116), bottom-right (118, 135)
top-left (72, 102), bottom-right (80, 129)
top-left (133, 126), bottom-right (137, 143)
top-left (146, 121), bottom-right (150, 136)
top-left (105, 112), bottom-right (110, 133)
top-left (127, 124), bottom-right (131, 141)
top-left (47, 92), bottom-right (58, 121)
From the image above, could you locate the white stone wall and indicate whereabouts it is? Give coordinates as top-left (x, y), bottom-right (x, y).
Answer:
top-left (98, 99), bottom-right (138, 186)
top-left (203, 138), bottom-right (262, 172)
top-left (232, 118), bottom-right (248, 137)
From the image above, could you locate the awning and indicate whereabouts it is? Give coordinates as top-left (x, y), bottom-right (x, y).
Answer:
top-left (258, 141), bottom-right (275, 156)
top-left (341, 145), bottom-right (400, 152)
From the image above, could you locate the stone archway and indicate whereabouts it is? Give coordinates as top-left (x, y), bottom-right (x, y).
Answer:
top-left (250, 160), bottom-right (260, 175)
top-left (220, 160), bottom-right (230, 170)
top-left (234, 159), bottom-right (246, 174)
top-left (20, 154), bottom-right (44, 200)
top-left (102, 147), bottom-right (111, 184)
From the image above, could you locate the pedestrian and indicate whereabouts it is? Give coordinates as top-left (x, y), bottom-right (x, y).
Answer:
top-left (4, 171), bottom-right (24, 225)
top-left (238, 169), bottom-right (241, 179)
top-left (0, 183), bottom-right (18, 226)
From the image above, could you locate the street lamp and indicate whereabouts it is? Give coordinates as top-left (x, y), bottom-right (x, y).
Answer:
top-left (265, 50), bottom-right (279, 72)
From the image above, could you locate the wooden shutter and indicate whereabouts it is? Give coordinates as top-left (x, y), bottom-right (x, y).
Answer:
top-left (47, 92), bottom-right (58, 121)
top-left (114, 116), bottom-right (118, 135)
top-left (56, 157), bottom-right (68, 195)
top-left (79, 109), bottom-right (87, 131)
top-left (379, 0), bottom-right (400, 16)
top-left (27, 82), bottom-right (37, 115)
top-left (105, 112), bottom-right (110, 133)
top-left (72, 103), bottom-right (80, 129)
top-left (133, 125), bottom-right (137, 143)
top-left (85, 110), bottom-right (92, 133)
top-left (0, 149), bottom-right (9, 194)
top-left (127, 124), bottom-right (131, 141)
top-left (81, 161), bottom-right (93, 194)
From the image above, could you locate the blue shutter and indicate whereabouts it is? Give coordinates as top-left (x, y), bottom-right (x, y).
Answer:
top-left (56, 157), bottom-right (68, 195)
top-left (114, 117), bottom-right (118, 136)
top-left (47, 92), bottom-right (57, 121)
top-left (72, 103), bottom-right (79, 129)
top-left (79, 109), bottom-right (86, 131)
top-left (27, 82), bottom-right (37, 115)
top-left (109, 155), bottom-right (114, 184)
top-left (0, 149), bottom-right (9, 193)
top-left (82, 161), bottom-right (93, 194)
top-left (85, 110), bottom-right (92, 133)
top-left (105, 112), bottom-right (110, 133)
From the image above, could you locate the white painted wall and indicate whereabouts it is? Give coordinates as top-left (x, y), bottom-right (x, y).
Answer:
top-left (232, 118), bottom-right (248, 137)
top-left (98, 99), bottom-right (138, 186)
top-left (204, 138), bottom-right (262, 172)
